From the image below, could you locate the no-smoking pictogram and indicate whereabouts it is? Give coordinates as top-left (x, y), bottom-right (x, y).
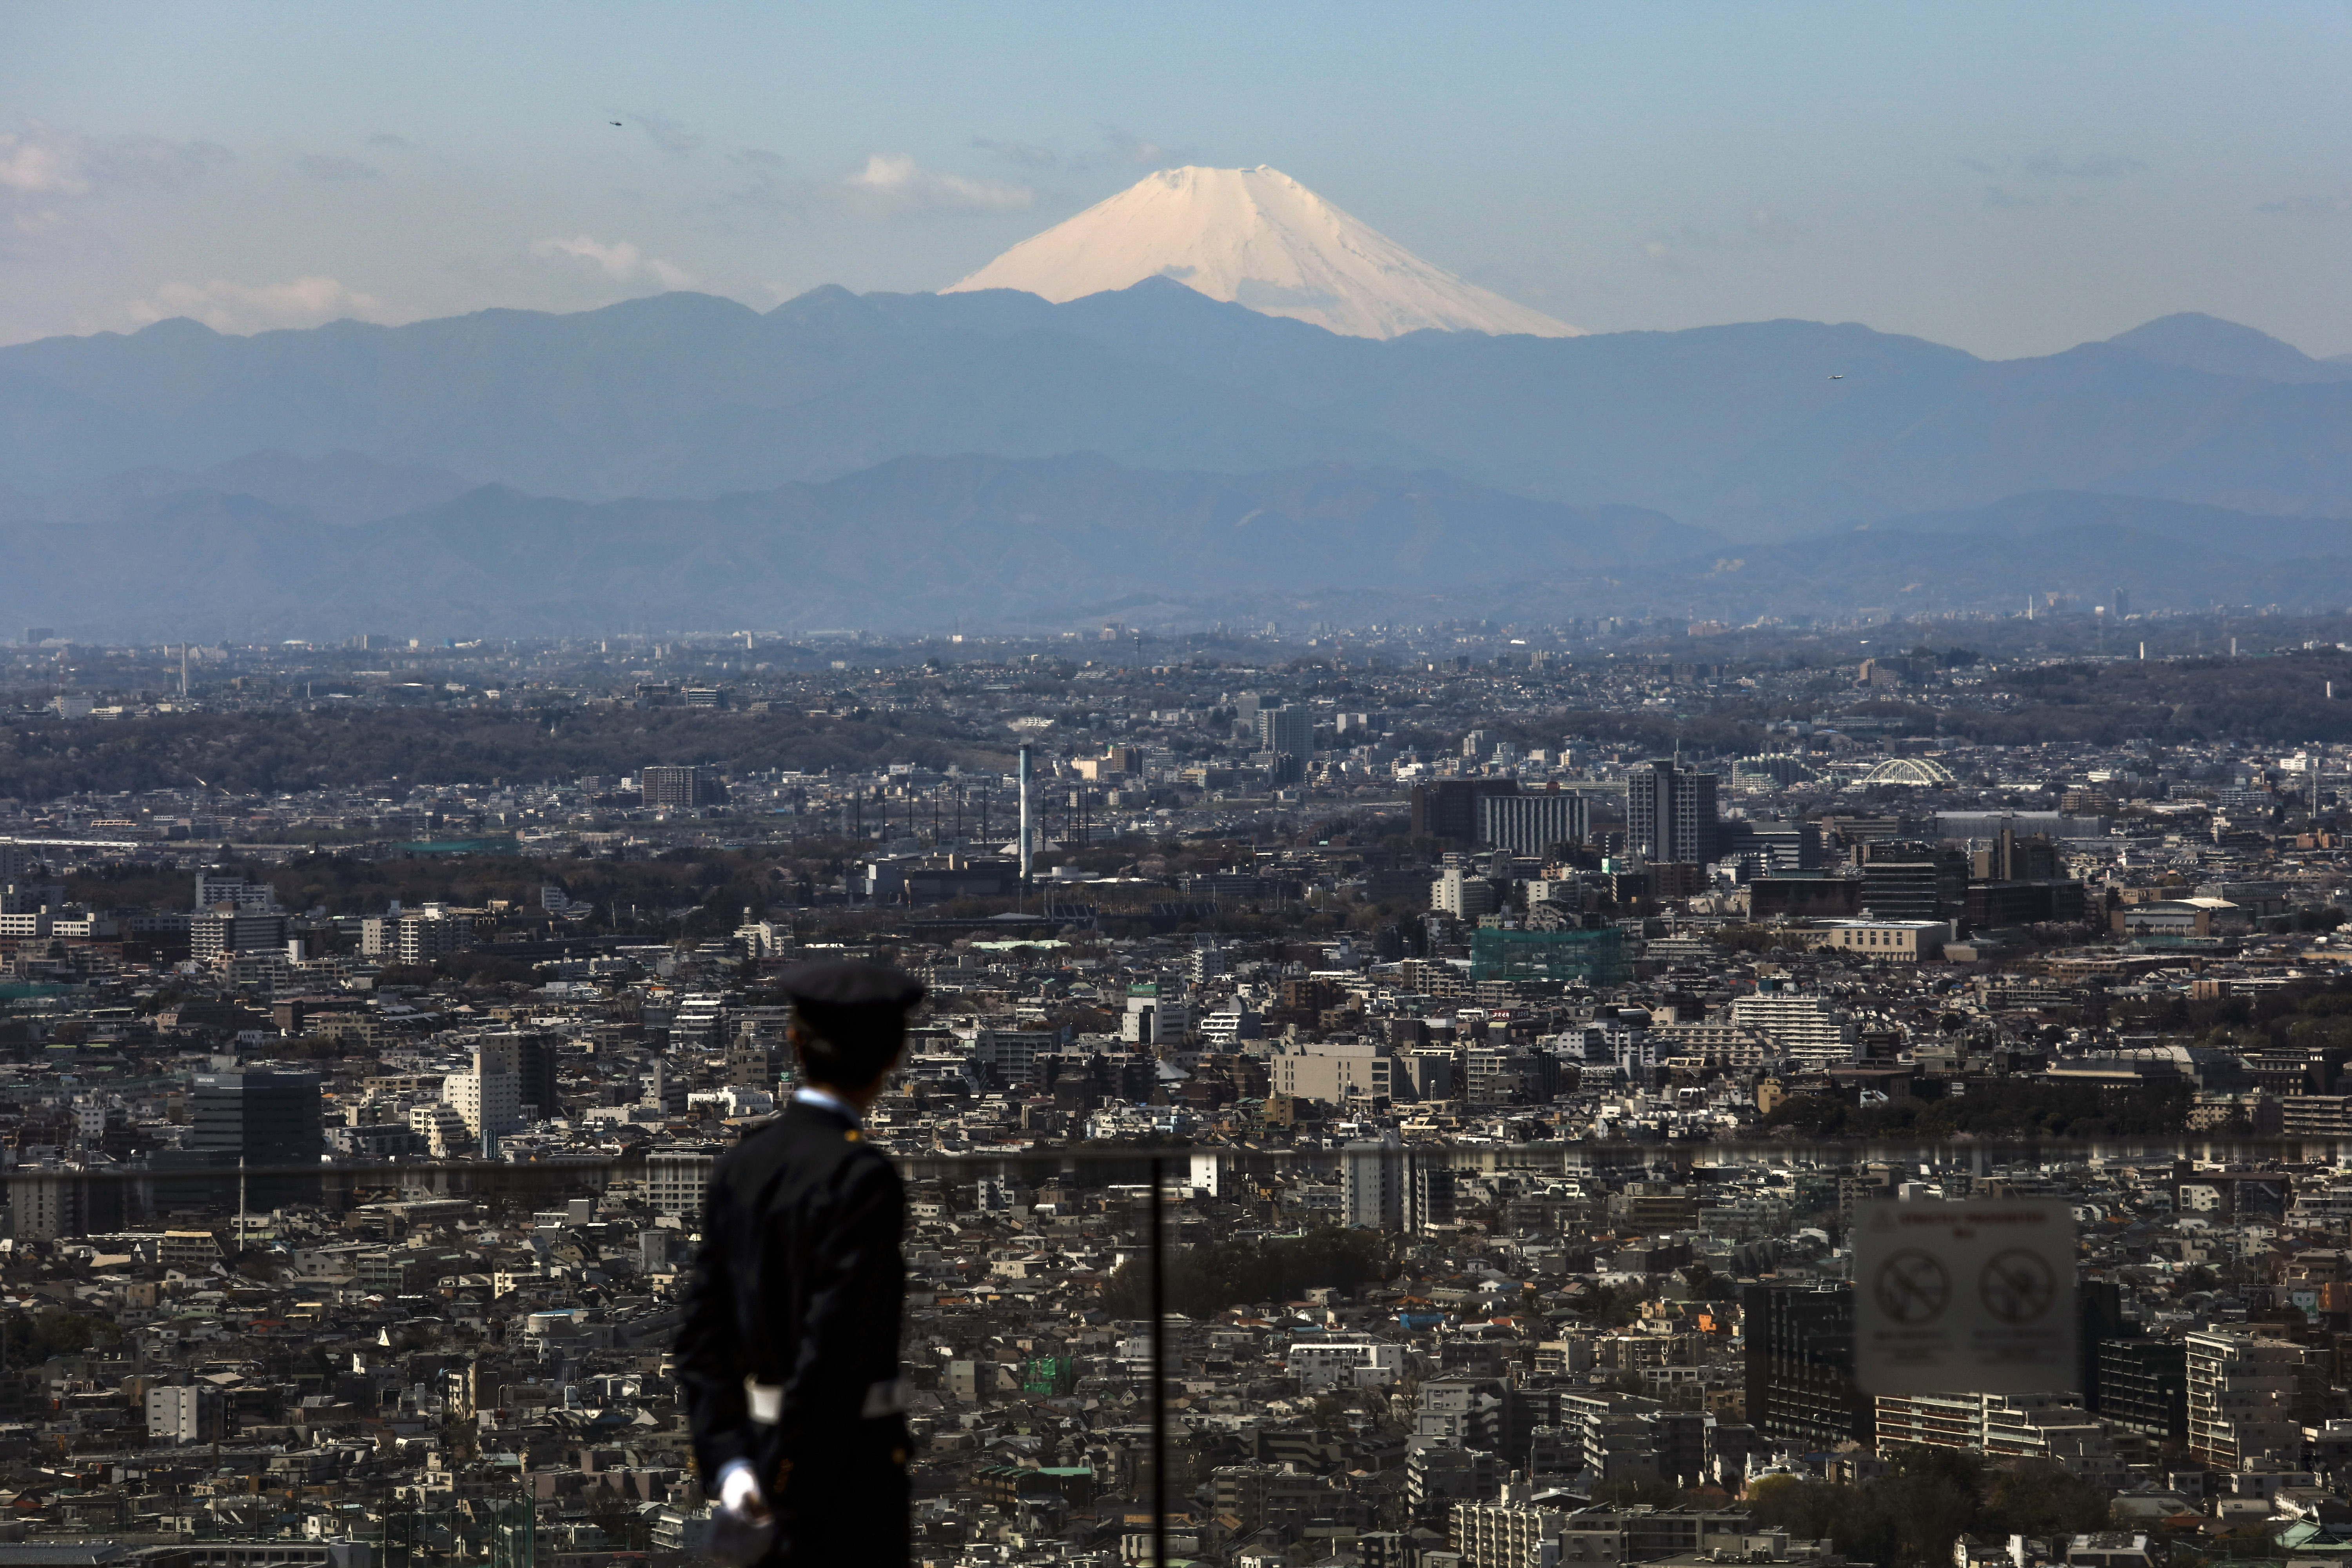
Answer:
top-left (1979, 1248), bottom-right (2057, 1323)
top-left (1855, 1199), bottom-right (2078, 1397)
top-left (1874, 1249), bottom-right (1951, 1325)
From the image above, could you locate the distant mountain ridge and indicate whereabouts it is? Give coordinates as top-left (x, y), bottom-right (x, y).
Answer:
top-left (2103, 312), bottom-right (2352, 384)
top-left (7, 451), bottom-right (2352, 641)
top-left (0, 452), bottom-right (1708, 639)
top-left (14, 449), bottom-right (477, 526)
top-left (6, 282), bottom-right (2352, 541)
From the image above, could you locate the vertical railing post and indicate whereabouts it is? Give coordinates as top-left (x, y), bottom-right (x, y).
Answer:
top-left (1149, 1153), bottom-right (1167, 1568)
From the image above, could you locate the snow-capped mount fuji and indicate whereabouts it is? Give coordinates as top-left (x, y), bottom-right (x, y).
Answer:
top-left (945, 164), bottom-right (1580, 340)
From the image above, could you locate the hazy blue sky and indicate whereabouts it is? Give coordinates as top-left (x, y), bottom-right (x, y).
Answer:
top-left (4, 1), bottom-right (2348, 357)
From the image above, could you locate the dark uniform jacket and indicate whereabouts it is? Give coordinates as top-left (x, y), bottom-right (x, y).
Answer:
top-left (677, 1098), bottom-right (908, 1566)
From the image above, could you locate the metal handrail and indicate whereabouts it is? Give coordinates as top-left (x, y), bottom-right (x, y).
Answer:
top-left (16, 1130), bottom-right (2347, 1185)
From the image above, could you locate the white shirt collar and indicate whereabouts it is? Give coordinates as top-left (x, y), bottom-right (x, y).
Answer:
top-left (791, 1084), bottom-right (861, 1125)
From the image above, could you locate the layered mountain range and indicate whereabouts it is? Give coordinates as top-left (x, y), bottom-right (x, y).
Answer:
top-left (5, 254), bottom-right (2352, 636)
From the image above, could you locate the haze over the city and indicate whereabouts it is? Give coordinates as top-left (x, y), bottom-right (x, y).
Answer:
top-left (4, 1), bottom-right (2351, 359)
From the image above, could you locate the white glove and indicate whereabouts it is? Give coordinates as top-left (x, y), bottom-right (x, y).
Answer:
top-left (716, 1460), bottom-right (769, 1520)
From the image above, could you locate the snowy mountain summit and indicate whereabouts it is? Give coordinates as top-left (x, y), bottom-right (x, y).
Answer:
top-left (945, 164), bottom-right (1579, 340)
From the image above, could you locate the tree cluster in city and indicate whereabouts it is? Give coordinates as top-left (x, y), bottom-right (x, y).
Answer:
top-left (1747, 1447), bottom-right (2111, 1568)
top-left (1100, 1226), bottom-right (1389, 1319)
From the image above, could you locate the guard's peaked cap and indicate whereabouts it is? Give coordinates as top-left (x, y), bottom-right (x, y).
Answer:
top-left (780, 958), bottom-right (925, 1042)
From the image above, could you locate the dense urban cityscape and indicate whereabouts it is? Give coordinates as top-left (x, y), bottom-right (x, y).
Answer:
top-left (5, 612), bottom-right (2352, 1568)
top-left (11, 10), bottom-right (2352, 1568)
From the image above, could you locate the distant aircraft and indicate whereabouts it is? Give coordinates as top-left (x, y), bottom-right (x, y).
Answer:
top-left (1829, 374), bottom-right (1845, 380)
top-left (610, 120), bottom-right (623, 127)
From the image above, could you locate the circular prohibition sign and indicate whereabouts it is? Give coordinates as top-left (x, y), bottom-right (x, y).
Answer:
top-left (1872, 1248), bottom-right (1951, 1326)
top-left (1978, 1247), bottom-right (2058, 1324)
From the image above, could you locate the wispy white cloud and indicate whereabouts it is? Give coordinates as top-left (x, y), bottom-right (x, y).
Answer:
top-left (528, 234), bottom-right (695, 289)
top-left (0, 130), bottom-right (88, 196)
top-left (0, 121), bottom-right (231, 200)
top-left (1, 124), bottom-right (232, 259)
top-left (130, 275), bottom-right (384, 333)
top-left (841, 153), bottom-right (1033, 214)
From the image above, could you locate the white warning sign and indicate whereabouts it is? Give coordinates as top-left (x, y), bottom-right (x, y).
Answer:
top-left (1852, 1198), bottom-right (2077, 1396)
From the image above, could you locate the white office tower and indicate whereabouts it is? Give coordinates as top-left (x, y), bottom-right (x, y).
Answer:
top-left (1343, 1135), bottom-right (1403, 1230)
top-left (146, 1384), bottom-right (221, 1445)
top-left (1431, 866), bottom-right (1498, 918)
top-left (442, 1039), bottom-right (522, 1142)
top-left (1189, 1152), bottom-right (1225, 1199)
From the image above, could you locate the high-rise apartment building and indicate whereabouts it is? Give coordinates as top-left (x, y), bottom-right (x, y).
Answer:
top-left (1477, 791), bottom-right (1588, 856)
top-left (403, 911), bottom-right (470, 965)
top-left (194, 873), bottom-right (279, 911)
top-left (8, 1167), bottom-right (127, 1241)
top-left (1972, 826), bottom-right (2062, 882)
top-left (515, 1034), bottom-right (560, 1121)
top-left (146, 1384), bottom-right (224, 1445)
top-left (1857, 841), bottom-right (1968, 922)
top-left (648, 1149), bottom-right (715, 1218)
top-left (2076, 1279), bottom-right (2187, 1442)
top-left (1869, 1390), bottom-right (2127, 1487)
top-left (1744, 1283), bottom-right (1873, 1450)
top-left (2094, 1339), bottom-right (2188, 1440)
top-left (1624, 759), bottom-right (1720, 864)
top-left (189, 1067), bottom-right (323, 1207)
top-left (442, 1040), bottom-right (523, 1145)
top-left (1430, 866), bottom-right (1498, 918)
top-left (1120, 987), bottom-right (1191, 1045)
top-left (2185, 1328), bottom-right (2314, 1467)
top-left (964, 1028), bottom-right (1056, 1087)
top-left (1727, 992), bottom-right (1857, 1067)
top-left (1343, 1138), bottom-right (1402, 1229)
top-left (1725, 818), bottom-right (1825, 871)
top-left (1256, 704), bottom-right (1315, 762)
top-left (1233, 691), bottom-right (1264, 739)
top-left (1410, 1158), bottom-right (1458, 1233)
top-left (193, 1067), bottom-right (321, 1163)
top-left (724, 1028), bottom-right (779, 1091)
top-left (191, 911), bottom-right (290, 962)
top-left (360, 910), bottom-right (473, 965)
top-left (1410, 779), bottom-right (1521, 842)
top-left (642, 765), bottom-right (728, 809)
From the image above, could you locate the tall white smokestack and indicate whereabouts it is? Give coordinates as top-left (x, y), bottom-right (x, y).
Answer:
top-left (1017, 743), bottom-right (1033, 885)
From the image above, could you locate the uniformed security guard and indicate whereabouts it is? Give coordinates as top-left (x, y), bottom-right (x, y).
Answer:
top-left (677, 958), bottom-right (924, 1568)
